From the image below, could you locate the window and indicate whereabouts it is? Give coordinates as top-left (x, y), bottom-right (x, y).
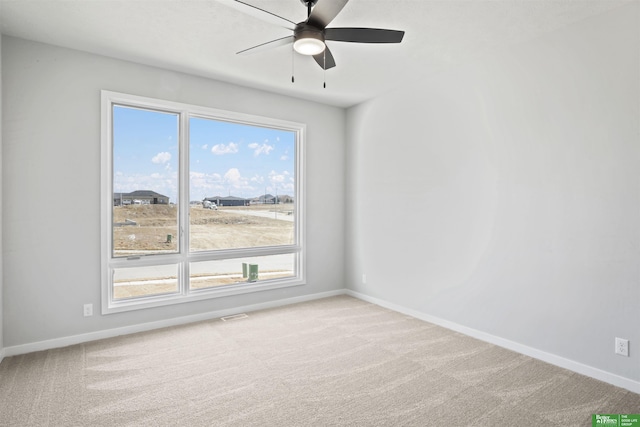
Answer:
top-left (101, 91), bottom-right (305, 313)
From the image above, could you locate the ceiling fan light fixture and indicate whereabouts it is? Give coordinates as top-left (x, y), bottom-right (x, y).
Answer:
top-left (293, 28), bottom-right (325, 55)
top-left (293, 37), bottom-right (325, 55)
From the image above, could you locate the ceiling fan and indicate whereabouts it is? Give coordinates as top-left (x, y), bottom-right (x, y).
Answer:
top-left (219, 0), bottom-right (405, 71)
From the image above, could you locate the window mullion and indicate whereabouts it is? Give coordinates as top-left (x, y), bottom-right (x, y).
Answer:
top-left (180, 111), bottom-right (191, 295)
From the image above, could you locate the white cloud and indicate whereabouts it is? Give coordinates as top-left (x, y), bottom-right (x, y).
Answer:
top-left (269, 170), bottom-right (286, 184)
top-left (201, 144), bottom-right (208, 150)
top-left (213, 168), bottom-right (258, 196)
top-left (151, 151), bottom-right (172, 164)
top-left (188, 171), bottom-right (226, 199)
top-left (248, 142), bottom-right (274, 157)
top-left (268, 170), bottom-right (294, 193)
top-left (211, 142), bottom-right (239, 155)
top-left (251, 174), bottom-right (265, 184)
top-left (223, 168), bottom-right (245, 186)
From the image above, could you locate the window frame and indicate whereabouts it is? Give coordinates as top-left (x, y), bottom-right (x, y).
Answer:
top-left (101, 90), bottom-right (306, 314)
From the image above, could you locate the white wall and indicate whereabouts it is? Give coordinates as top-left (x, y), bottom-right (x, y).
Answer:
top-left (1, 37), bottom-right (345, 348)
top-left (346, 3), bottom-right (639, 385)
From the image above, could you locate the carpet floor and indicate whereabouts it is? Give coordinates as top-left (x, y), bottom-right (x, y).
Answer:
top-left (0, 295), bottom-right (638, 426)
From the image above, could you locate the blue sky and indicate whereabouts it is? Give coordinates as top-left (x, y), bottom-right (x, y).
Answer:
top-left (113, 106), bottom-right (295, 203)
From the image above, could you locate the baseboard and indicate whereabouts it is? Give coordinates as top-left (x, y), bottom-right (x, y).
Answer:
top-left (0, 347), bottom-right (5, 365)
top-left (346, 289), bottom-right (640, 395)
top-left (3, 288), bottom-right (347, 358)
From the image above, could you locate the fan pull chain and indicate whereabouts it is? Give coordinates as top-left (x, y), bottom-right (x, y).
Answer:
top-left (291, 45), bottom-right (295, 83)
top-left (323, 50), bottom-right (326, 88)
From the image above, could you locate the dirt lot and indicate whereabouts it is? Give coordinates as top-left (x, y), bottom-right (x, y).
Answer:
top-left (113, 204), bottom-right (294, 256)
top-left (112, 203), bottom-right (295, 299)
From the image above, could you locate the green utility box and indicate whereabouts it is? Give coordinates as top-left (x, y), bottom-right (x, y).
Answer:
top-left (248, 264), bottom-right (258, 282)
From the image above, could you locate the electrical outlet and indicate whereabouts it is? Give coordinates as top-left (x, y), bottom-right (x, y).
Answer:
top-left (362, 273), bottom-right (367, 284)
top-left (615, 337), bottom-right (629, 357)
top-left (83, 304), bottom-right (93, 317)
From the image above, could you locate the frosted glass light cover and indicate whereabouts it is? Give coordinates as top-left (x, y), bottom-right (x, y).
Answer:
top-left (293, 37), bottom-right (325, 55)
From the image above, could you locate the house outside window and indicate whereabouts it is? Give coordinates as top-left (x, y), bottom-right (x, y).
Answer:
top-left (101, 91), bottom-right (305, 314)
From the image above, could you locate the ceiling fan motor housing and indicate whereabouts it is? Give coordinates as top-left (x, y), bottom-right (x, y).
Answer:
top-left (293, 24), bottom-right (326, 55)
top-left (294, 24), bottom-right (324, 41)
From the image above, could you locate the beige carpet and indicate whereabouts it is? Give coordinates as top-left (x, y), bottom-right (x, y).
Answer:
top-left (0, 295), bottom-right (638, 426)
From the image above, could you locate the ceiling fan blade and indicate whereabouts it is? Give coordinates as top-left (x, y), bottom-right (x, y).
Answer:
top-left (237, 35), bottom-right (294, 55)
top-left (217, 0), bottom-right (297, 30)
top-left (312, 46), bottom-right (336, 70)
top-left (307, 0), bottom-right (349, 29)
top-left (325, 28), bottom-right (405, 43)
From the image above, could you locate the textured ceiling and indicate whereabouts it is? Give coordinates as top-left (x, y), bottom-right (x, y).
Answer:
top-left (0, 0), bottom-right (632, 107)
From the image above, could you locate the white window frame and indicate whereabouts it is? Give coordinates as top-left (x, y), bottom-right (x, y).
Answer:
top-left (101, 90), bottom-right (306, 314)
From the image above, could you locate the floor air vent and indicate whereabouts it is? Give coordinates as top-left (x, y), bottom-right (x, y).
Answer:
top-left (221, 313), bottom-right (249, 322)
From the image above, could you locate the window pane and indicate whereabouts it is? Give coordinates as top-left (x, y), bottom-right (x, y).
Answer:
top-left (189, 117), bottom-right (295, 251)
top-left (113, 264), bottom-right (179, 300)
top-left (190, 254), bottom-right (295, 290)
top-left (112, 106), bottom-right (179, 257)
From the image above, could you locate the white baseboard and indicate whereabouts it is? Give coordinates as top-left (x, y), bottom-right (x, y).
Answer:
top-left (0, 347), bottom-right (5, 365)
top-left (3, 289), bottom-right (346, 358)
top-left (346, 289), bottom-right (640, 395)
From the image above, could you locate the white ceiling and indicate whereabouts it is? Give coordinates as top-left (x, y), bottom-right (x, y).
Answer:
top-left (0, 0), bottom-right (632, 108)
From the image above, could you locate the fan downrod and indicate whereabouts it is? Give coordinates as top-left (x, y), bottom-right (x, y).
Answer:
top-left (299, 0), bottom-right (318, 17)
